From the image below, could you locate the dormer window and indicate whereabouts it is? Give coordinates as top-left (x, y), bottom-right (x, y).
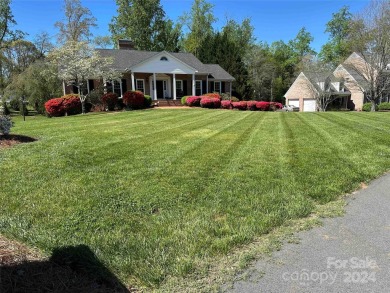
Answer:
top-left (160, 56), bottom-right (168, 61)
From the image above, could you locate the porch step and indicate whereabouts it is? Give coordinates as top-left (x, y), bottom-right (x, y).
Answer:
top-left (154, 99), bottom-right (184, 107)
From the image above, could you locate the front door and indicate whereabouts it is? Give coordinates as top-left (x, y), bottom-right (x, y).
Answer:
top-left (156, 80), bottom-right (164, 99)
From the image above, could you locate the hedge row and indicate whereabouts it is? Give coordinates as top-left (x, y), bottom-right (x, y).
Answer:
top-left (45, 91), bottom-right (152, 117)
top-left (186, 96), bottom-right (283, 111)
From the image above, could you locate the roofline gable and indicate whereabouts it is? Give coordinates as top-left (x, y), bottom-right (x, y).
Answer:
top-left (334, 64), bottom-right (365, 91)
top-left (130, 51), bottom-right (198, 72)
top-left (284, 72), bottom-right (318, 97)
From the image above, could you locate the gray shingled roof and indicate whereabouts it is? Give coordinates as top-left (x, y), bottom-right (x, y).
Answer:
top-left (204, 64), bottom-right (235, 81)
top-left (96, 49), bottom-right (234, 80)
top-left (342, 64), bottom-right (370, 90)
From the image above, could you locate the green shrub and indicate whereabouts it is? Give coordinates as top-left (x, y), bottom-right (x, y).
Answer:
top-left (9, 98), bottom-right (20, 111)
top-left (362, 102), bottom-right (378, 112)
top-left (144, 95), bottom-right (152, 108)
top-left (1, 100), bottom-right (10, 115)
top-left (0, 115), bottom-right (13, 135)
top-left (231, 96), bottom-right (239, 102)
top-left (181, 96), bottom-right (190, 105)
top-left (378, 102), bottom-right (390, 111)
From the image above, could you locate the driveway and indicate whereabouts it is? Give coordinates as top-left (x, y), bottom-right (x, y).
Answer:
top-left (226, 173), bottom-right (390, 293)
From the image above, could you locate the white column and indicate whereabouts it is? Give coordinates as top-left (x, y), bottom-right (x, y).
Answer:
top-left (192, 74), bottom-right (196, 96)
top-left (153, 73), bottom-right (157, 100)
top-left (131, 72), bottom-right (135, 91)
top-left (206, 75), bottom-right (209, 93)
top-left (173, 74), bottom-right (177, 100)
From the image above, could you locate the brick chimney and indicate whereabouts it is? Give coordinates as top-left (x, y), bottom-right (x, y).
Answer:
top-left (118, 39), bottom-right (135, 50)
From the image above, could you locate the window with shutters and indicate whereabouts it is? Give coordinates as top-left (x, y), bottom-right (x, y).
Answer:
top-left (136, 79), bottom-right (145, 93)
top-left (113, 80), bottom-right (122, 97)
top-left (214, 81), bottom-right (221, 93)
top-left (195, 80), bottom-right (202, 96)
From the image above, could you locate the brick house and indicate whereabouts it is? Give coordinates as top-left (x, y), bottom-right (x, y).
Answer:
top-left (64, 40), bottom-right (235, 100)
top-left (284, 52), bottom-right (389, 111)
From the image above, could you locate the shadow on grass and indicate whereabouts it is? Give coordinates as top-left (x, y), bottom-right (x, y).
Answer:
top-left (0, 245), bottom-right (130, 292)
top-left (0, 135), bottom-right (37, 148)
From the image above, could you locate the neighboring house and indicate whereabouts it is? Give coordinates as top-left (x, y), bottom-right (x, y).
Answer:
top-left (64, 40), bottom-right (235, 100)
top-left (284, 71), bottom-right (350, 112)
top-left (284, 52), bottom-right (387, 111)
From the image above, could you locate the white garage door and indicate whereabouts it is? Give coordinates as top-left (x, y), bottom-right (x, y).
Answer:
top-left (288, 99), bottom-right (300, 108)
top-left (303, 99), bottom-right (316, 112)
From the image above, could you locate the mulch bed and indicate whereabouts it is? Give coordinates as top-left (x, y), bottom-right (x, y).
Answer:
top-left (0, 235), bottom-right (135, 292)
top-left (0, 135), bottom-right (37, 148)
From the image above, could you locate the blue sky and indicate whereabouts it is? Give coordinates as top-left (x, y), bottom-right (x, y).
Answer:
top-left (11, 0), bottom-right (369, 52)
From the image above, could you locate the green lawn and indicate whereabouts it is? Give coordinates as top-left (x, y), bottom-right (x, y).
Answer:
top-left (1, 110), bottom-right (389, 288)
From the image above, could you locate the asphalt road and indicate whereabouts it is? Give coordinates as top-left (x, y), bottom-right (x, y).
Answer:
top-left (226, 173), bottom-right (390, 293)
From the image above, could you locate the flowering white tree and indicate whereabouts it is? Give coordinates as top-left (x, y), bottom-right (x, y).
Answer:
top-left (49, 41), bottom-right (121, 114)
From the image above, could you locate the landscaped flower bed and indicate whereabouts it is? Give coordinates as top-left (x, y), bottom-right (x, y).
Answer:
top-left (185, 94), bottom-right (282, 111)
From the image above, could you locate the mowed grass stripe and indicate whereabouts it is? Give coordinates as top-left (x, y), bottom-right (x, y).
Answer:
top-left (0, 111), bottom-right (389, 288)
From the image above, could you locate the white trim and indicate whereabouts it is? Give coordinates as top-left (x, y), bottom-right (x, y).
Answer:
top-left (149, 74), bottom-right (172, 99)
top-left (112, 79), bottom-right (123, 97)
top-left (131, 72), bottom-right (135, 91)
top-left (176, 80), bottom-right (183, 91)
top-left (153, 73), bottom-right (157, 100)
top-left (195, 80), bottom-right (202, 96)
top-left (173, 74), bottom-right (177, 100)
top-left (192, 74), bottom-right (195, 96)
top-left (136, 79), bottom-right (145, 93)
top-left (130, 51), bottom-right (198, 74)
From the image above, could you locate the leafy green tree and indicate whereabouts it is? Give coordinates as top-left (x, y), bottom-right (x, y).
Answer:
top-left (246, 43), bottom-right (275, 100)
top-left (110, 0), bottom-right (181, 51)
top-left (55, 0), bottom-right (97, 44)
top-left (3, 40), bottom-right (41, 75)
top-left (0, 0), bottom-right (24, 92)
top-left (222, 18), bottom-right (255, 56)
top-left (319, 6), bottom-right (353, 66)
top-left (198, 31), bottom-right (251, 99)
top-left (288, 27), bottom-right (316, 67)
top-left (181, 0), bottom-right (216, 57)
top-left (4, 60), bottom-right (63, 114)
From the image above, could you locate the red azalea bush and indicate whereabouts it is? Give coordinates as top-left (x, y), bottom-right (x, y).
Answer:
top-left (256, 101), bottom-right (270, 111)
top-left (186, 96), bottom-right (202, 107)
top-left (123, 91), bottom-right (145, 109)
top-left (247, 101), bottom-right (257, 111)
top-left (101, 92), bottom-right (119, 111)
top-left (221, 100), bottom-right (231, 109)
top-left (271, 102), bottom-right (283, 110)
top-left (200, 97), bottom-right (221, 108)
top-left (232, 101), bottom-right (247, 110)
top-left (203, 93), bottom-right (222, 100)
top-left (45, 98), bottom-right (65, 117)
top-left (62, 94), bottom-right (82, 115)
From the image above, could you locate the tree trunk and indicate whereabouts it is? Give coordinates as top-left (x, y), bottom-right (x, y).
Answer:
top-left (81, 100), bottom-right (86, 114)
top-left (371, 100), bottom-right (376, 112)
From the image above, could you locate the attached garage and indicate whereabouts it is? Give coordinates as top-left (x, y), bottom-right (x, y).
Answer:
top-left (288, 99), bottom-right (300, 108)
top-left (303, 99), bottom-right (317, 112)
